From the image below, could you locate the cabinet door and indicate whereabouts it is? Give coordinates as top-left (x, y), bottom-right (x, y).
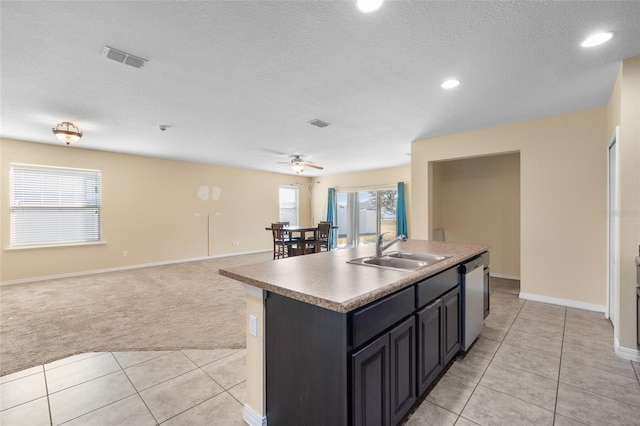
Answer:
top-left (416, 298), bottom-right (443, 396)
top-left (389, 317), bottom-right (416, 425)
top-left (443, 286), bottom-right (462, 365)
top-left (353, 333), bottom-right (390, 426)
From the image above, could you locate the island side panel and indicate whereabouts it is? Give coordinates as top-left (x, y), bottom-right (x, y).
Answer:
top-left (245, 286), bottom-right (267, 422)
top-left (265, 292), bottom-right (349, 425)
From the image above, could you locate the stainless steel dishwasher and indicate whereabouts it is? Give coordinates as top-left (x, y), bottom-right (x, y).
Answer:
top-left (460, 255), bottom-right (485, 351)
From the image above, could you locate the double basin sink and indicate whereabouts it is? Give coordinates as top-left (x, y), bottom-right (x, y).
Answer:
top-left (347, 251), bottom-right (451, 271)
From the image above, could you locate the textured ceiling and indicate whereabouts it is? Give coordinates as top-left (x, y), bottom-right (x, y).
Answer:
top-left (2, 1), bottom-right (640, 176)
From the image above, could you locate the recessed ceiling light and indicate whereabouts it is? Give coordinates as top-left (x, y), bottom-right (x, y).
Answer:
top-left (357, 0), bottom-right (383, 13)
top-left (581, 32), bottom-right (613, 48)
top-left (441, 79), bottom-right (461, 89)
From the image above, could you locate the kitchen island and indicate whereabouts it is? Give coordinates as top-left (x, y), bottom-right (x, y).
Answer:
top-left (219, 239), bottom-right (489, 426)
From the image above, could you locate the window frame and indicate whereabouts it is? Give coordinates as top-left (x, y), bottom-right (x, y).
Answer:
top-left (9, 163), bottom-right (103, 249)
top-left (278, 185), bottom-right (299, 226)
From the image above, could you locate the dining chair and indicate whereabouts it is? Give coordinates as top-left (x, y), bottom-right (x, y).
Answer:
top-left (276, 221), bottom-right (300, 243)
top-left (320, 221), bottom-right (334, 250)
top-left (271, 223), bottom-right (297, 259)
top-left (310, 222), bottom-right (332, 253)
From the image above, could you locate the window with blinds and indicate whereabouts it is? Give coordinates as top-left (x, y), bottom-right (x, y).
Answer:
top-left (10, 164), bottom-right (102, 247)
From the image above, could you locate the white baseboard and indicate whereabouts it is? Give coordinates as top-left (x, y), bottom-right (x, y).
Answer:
top-left (243, 404), bottom-right (267, 426)
top-left (519, 292), bottom-right (606, 313)
top-left (0, 249), bottom-right (271, 287)
top-left (614, 337), bottom-right (640, 362)
top-left (489, 272), bottom-right (521, 280)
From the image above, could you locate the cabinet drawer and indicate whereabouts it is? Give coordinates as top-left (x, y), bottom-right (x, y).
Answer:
top-left (352, 286), bottom-right (415, 349)
top-left (416, 267), bottom-right (460, 308)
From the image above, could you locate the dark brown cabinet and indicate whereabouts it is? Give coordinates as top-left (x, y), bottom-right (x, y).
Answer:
top-left (353, 333), bottom-right (389, 426)
top-left (416, 298), bottom-right (443, 395)
top-left (389, 317), bottom-right (416, 425)
top-left (416, 285), bottom-right (461, 395)
top-left (353, 313), bottom-right (415, 426)
top-left (443, 286), bottom-right (462, 365)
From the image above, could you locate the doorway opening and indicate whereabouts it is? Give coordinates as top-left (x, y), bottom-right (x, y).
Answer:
top-left (431, 152), bottom-right (521, 281)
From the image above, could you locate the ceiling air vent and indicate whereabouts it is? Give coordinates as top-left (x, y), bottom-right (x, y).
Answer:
top-left (102, 46), bottom-right (147, 69)
top-left (309, 119), bottom-right (330, 128)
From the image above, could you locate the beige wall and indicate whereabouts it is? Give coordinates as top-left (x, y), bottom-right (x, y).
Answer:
top-left (412, 108), bottom-right (607, 310)
top-left (432, 153), bottom-right (521, 278)
top-left (245, 290), bottom-right (265, 418)
top-left (0, 139), bottom-right (311, 282)
top-left (608, 56), bottom-right (640, 351)
top-left (310, 165), bottom-right (411, 233)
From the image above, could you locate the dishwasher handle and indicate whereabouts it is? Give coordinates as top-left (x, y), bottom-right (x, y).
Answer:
top-left (460, 255), bottom-right (484, 274)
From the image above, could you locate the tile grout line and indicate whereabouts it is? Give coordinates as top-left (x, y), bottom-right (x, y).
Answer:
top-left (46, 367), bottom-right (124, 396)
top-left (113, 350), bottom-right (177, 370)
top-left (226, 381), bottom-right (247, 407)
top-left (457, 300), bottom-right (564, 416)
top-left (55, 354), bottom-right (154, 426)
top-left (552, 306), bottom-right (567, 425)
top-left (112, 351), bottom-right (160, 426)
top-left (452, 294), bottom-right (526, 418)
top-left (156, 362), bottom-right (235, 425)
top-left (42, 364), bottom-right (53, 426)
top-left (44, 352), bottom-right (105, 373)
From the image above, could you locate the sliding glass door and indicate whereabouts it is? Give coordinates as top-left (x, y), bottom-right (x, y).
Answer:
top-left (335, 188), bottom-right (397, 248)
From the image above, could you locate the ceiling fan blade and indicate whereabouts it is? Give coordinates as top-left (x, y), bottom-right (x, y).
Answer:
top-left (303, 162), bottom-right (324, 170)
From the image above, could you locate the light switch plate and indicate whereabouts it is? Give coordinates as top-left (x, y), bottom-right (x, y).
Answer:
top-left (249, 315), bottom-right (257, 336)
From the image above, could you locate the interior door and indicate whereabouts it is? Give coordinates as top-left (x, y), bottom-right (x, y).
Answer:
top-left (607, 128), bottom-right (619, 328)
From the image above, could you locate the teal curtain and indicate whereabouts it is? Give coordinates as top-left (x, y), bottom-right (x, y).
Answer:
top-left (327, 188), bottom-right (336, 248)
top-left (396, 182), bottom-right (408, 237)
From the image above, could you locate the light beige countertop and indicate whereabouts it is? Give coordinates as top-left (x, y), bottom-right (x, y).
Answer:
top-left (219, 239), bottom-right (489, 313)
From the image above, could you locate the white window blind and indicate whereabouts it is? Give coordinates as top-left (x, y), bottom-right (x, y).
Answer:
top-left (10, 164), bottom-right (102, 247)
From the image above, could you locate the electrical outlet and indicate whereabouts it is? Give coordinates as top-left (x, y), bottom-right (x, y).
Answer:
top-left (249, 315), bottom-right (257, 336)
top-left (232, 241), bottom-right (240, 247)
top-left (122, 250), bottom-right (128, 257)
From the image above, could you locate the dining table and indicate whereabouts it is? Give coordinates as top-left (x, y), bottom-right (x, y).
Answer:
top-left (265, 224), bottom-right (335, 256)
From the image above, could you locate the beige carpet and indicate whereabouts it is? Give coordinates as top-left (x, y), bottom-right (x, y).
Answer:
top-left (0, 251), bottom-right (272, 376)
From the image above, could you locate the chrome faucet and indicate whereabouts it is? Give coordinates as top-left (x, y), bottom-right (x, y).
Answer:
top-left (376, 233), bottom-right (408, 257)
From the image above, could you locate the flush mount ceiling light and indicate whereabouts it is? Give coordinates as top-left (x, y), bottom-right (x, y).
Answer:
top-left (581, 32), bottom-right (614, 48)
top-left (357, 0), bottom-right (383, 13)
top-left (441, 79), bottom-right (461, 89)
top-left (52, 122), bottom-right (83, 145)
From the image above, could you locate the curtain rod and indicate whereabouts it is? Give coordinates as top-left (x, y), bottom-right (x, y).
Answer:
top-left (334, 182), bottom-right (400, 191)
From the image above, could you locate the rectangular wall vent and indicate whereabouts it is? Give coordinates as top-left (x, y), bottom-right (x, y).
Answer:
top-left (309, 119), bottom-right (330, 128)
top-left (102, 46), bottom-right (147, 69)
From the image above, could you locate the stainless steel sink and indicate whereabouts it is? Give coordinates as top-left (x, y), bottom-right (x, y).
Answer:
top-left (347, 252), bottom-right (451, 271)
top-left (386, 251), bottom-right (451, 263)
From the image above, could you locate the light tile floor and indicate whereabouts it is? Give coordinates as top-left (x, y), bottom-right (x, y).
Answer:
top-left (1, 278), bottom-right (639, 425)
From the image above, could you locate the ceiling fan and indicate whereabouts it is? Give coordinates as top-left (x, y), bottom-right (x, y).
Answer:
top-left (279, 155), bottom-right (324, 174)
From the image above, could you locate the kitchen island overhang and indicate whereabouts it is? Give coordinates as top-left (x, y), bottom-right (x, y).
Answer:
top-left (219, 239), bottom-right (490, 426)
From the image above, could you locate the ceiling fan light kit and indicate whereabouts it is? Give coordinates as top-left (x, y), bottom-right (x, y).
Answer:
top-left (287, 155), bottom-right (324, 174)
top-left (291, 162), bottom-right (305, 174)
top-left (52, 121), bottom-right (83, 145)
